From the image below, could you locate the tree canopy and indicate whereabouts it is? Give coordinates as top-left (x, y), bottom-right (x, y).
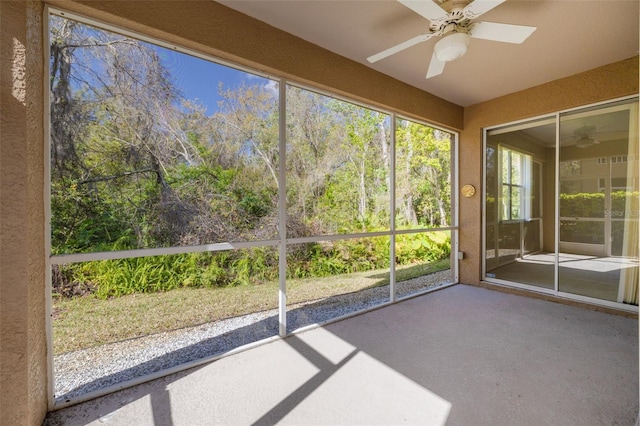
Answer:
top-left (49, 15), bottom-right (452, 294)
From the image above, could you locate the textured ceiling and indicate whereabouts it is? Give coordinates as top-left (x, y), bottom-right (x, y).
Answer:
top-left (216, 0), bottom-right (639, 107)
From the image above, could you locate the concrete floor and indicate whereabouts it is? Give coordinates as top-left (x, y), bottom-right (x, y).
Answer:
top-left (488, 253), bottom-right (638, 302)
top-left (44, 284), bottom-right (639, 426)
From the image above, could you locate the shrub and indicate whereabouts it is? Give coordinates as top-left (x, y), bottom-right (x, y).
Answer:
top-left (58, 232), bottom-right (450, 299)
top-left (396, 232), bottom-right (450, 264)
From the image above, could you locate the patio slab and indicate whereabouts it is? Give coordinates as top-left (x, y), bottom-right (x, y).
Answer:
top-left (44, 284), bottom-right (639, 426)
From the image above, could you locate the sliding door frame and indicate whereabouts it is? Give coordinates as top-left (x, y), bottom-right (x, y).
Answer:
top-left (482, 95), bottom-right (639, 313)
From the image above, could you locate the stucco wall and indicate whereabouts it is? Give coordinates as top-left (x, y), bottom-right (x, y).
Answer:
top-left (459, 56), bottom-right (639, 285)
top-left (0, 1), bottom-right (46, 425)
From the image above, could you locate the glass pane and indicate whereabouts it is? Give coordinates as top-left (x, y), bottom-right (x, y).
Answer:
top-left (50, 15), bottom-right (279, 255)
top-left (486, 99), bottom-right (639, 306)
top-left (501, 150), bottom-right (509, 184)
top-left (559, 99), bottom-right (639, 304)
top-left (559, 176), bottom-right (605, 218)
top-left (501, 184), bottom-right (510, 220)
top-left (531, 162), bottom-right (541, 218)
top-left (395, 119), bottom-right (452, 230)
top-left (498, 221), bottom-right (521, 261)
top-left (511, 186), bottom-right (521, 219)
top-left (395, 231), bottom-right (453, 299)
top-left (286, 86), bottom-right (390, 237)
top-left (524, 219), bottom-right (542, 255)
top-left (484, 117), bottom-right (556, 289)
top-left (52, 248), bottom-right (278, 403)
top-left (511, 152), bottom-right (522, 185)
top-left (286, 237), bottom-right (390, 332)
top-left (485, 223), bottom-right (498, 271)
top-left (611, 220), bottom-right (628, 256)
top-left (559, 220), bottom-right (604, 244)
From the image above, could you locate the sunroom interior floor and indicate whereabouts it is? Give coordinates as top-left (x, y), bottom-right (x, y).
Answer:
top-left (44, 284), bottom-right (639, 426)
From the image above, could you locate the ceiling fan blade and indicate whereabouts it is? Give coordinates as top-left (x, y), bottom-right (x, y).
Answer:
top-left (367, 32), bottom-right (434, 63)
top-left (470, 21), bottom-right (536, 44)
top-left (426, 52), bottom-right (446, 79)
top-left (398, 0), bottom-right (448, 22)
top-left (463, 0), bottom-right (506, 18)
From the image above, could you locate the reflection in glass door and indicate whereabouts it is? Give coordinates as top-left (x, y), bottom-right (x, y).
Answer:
top-left (484, 97), bottom-right (639, 309)
top-left (558, 100), bottom-right (639, 304)
top-left (484, 118), bottom-right (556, 290)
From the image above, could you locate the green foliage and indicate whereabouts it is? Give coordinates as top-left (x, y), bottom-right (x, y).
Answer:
top-left (50, 178), bottom-right (137, 254)
top-left (55, 231), bottom-right (450, 299)
top-left (560, 192), bottom-right (605, 217)
top-left (396, 232), bottom-right (451, 264)
top-left (58, 248), bottom-right (280, 299)
top-left (49, 16), bottom-right (453, 300)
top-left (395, 121), bottom-right (451, 227)
top-left (285, 232), bottom-right (449, 280)
top-left (286, 238), bottom-right (388, 279)
top-left (611, 190), bottom-right (639, 216)
top-left (560, 191), bottom-right (638, 218)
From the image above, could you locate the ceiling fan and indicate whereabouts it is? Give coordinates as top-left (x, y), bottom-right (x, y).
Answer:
top-left (570, 125), bottom-right (600, 148)
top-left (367, 0), bottom-right (537, 79)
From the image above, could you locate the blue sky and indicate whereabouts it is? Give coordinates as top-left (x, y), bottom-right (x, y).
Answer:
top-left (53, 14), bottom-right (275, 117)
top-left (154, 46), bottom-right (273, 116)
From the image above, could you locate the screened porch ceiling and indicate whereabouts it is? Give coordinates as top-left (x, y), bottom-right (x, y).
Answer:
top-left (215, 0), bottom-right (639, 108)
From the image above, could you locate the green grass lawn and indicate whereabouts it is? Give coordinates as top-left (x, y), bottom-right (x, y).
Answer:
top-left (52, 259), bottom-right (450, 354)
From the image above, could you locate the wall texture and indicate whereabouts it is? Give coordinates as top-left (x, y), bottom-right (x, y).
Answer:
top-left (0, 1), bottom-right (47, 425)
top-left (459, 56), bottom-right (639, 285)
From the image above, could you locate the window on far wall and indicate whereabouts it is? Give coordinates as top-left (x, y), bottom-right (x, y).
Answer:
top-left (500, 146), bottom-right (532, 221)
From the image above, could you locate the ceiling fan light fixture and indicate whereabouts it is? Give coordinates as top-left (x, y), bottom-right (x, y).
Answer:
top-left (434, 32), bottom-right (470, 62)
top-left (575, 135), bottom-right (598, 148)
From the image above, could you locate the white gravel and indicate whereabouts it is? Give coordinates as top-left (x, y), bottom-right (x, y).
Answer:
top-left (54, 270), bottom-right (452, 405)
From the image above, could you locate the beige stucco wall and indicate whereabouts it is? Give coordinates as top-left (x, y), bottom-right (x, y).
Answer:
top-left (459, 56), bottom-right (639, 285)
top-left (0, 1), bottom-right (47, 425)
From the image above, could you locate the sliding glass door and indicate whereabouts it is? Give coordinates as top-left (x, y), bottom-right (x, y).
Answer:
top-left (484, 117), bottom-right (556, 290)
top-left (483, 97), bottom-right (638, 309)
top-left (558, 100), bottom-right (639, 304)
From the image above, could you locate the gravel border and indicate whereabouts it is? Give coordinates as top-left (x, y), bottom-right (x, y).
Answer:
top-left (54, 270), bottom-right (452, 405)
